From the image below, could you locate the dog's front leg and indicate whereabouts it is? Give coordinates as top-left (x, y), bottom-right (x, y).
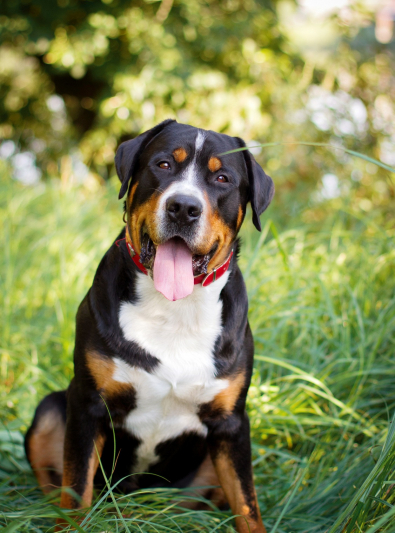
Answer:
top-left (57, 391), bottom-right (105, 529)
top-left (208, 411), bottom-right (266, 533)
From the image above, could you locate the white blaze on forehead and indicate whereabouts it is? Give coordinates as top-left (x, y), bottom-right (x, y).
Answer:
top-left (157, 129), bottom-right (209, 242)
top-left (182, 129), bottom-right (206, 187)
top-left (194, 129), bottom-right (206, 152)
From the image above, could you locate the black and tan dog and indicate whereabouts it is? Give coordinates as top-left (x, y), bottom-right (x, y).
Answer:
top-left (25, 120), bottom-right (274, 533)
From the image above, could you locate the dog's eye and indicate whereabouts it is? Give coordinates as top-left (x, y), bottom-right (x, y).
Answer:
top-left (158, 161), bottom-right (171, 170)
top-left (216, 175), bottom-right (228, 183)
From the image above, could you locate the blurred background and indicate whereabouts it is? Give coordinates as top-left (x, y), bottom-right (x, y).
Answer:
top-left (2, 1), bottom-right (395, 532)
top-left (1, 0), bottom-right (395, 214)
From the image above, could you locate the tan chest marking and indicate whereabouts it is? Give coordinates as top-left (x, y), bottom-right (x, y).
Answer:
top-left (86, 351), bottom-right (133, 397)
top-left (211, 372), bottom-right (246, 414)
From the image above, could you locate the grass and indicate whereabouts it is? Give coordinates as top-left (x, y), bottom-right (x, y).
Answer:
top-left (1, 164), bottom-right (395, 532)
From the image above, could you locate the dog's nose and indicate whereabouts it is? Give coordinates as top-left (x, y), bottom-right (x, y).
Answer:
top-left (166, 195), bottom-right (203, 225)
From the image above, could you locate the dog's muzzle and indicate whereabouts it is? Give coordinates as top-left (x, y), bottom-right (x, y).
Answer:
top-left (166, 194), bottom-right (203, 227)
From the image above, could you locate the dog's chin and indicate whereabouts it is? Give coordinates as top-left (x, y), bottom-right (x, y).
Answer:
top-left (139, 232), bottom-right (217, 277)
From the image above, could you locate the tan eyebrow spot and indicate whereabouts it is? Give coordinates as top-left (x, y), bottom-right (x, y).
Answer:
top-left (208, 156), bottom-right (222, 172)
top-left (173, 147), bottom-right (188, 163)
top-left (86, 350), bottom-right (133, 397)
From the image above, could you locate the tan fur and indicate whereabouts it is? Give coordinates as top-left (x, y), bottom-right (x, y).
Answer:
top-left (213, 447), bottom-right (266, 533)
top-left (207, 210), bottom-right (234, 272)
top-left (27, 410), bottom-right (65, 493)
top-left (129, 195), bottom-right (234, 269)
top-left (212, 372), bottom-right (245, 414)
top-left (208, 156), bottom-right (222, 172)
top-left (127, 193), bottom-right (162, 255)
top-left (173, 147), bottom-right (188, 163)
top-left (80, 434), bottom-right (106, 505)
top-left (237, 205), bottom-right (244, 230)
top-left (125, 176), bottom-right (235, 273)
top-left (127, 181), bottom-right (139, 211)
top-left (86, 350), bottom-right (133, 397)
top-left (58, 434), bottom-right (105, 530)
top-left (60, 461), bottom-right (78, 510)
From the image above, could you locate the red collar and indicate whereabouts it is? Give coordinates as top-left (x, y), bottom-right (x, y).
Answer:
top-left (116, 230), bottom-right (233, 288)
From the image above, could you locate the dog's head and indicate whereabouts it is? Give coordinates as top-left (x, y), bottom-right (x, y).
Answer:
top-left (115, 120), bottom-right (274, 300)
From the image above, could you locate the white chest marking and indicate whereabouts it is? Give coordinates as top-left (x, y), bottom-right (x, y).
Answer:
top-left (117, 272), bottom-right (229, 472)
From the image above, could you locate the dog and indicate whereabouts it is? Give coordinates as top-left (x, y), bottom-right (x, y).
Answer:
top-left (25, 119), bottom-right (274, 533)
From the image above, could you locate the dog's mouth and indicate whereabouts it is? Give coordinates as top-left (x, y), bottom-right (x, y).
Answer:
top-left (139, 233), bottom-right (215, 301)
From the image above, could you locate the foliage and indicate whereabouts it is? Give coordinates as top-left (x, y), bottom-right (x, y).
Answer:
top-left (1, 0), bottom-right (394, 193)
top-left (0, 0), bottom-right (290, 174)
top-left (1, 155), bottom-right (395, 530)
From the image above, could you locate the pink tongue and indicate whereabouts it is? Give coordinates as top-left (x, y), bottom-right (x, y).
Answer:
top-left (153, 239), bottom-right (194, 301)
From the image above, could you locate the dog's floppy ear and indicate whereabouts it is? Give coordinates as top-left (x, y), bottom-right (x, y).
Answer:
top-left (115, 119), bottom-right (176, 199)
top-left (236, 138), bottom-right (275, 231)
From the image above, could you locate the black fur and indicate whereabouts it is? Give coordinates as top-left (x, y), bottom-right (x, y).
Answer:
top-left (25, 121), bottom-right (274, 532)
top-left (116, 119), bottom-right (176, 199)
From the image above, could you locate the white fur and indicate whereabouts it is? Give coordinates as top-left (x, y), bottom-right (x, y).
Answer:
top-left (116, 271), bottom-right (230, 472)
top-left (194, 130), bottom-right (206, 152)
top-left (157, 130), bottom-right (208, 245)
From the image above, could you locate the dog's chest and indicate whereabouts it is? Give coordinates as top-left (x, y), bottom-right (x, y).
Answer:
top-left (116, 273), bottom-right (229, 472)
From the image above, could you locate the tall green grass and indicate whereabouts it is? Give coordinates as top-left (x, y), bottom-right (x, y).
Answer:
top-left (1, 167), bottom-right (395, 532)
